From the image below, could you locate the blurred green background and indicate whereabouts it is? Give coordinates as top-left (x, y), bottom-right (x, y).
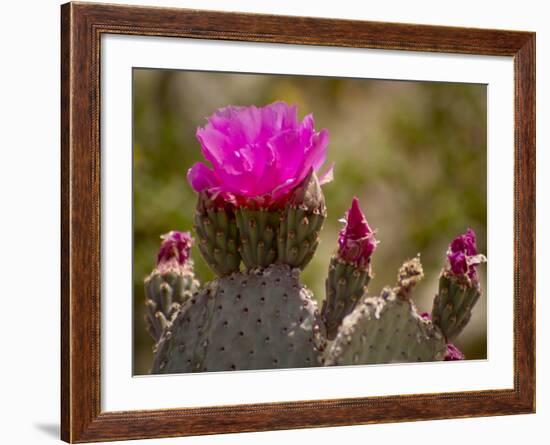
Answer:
top-left (133, 69), bottom-right (487, 375)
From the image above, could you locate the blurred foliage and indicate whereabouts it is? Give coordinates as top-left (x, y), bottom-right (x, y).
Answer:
top-left (133, 69), bottom-right (487, 374)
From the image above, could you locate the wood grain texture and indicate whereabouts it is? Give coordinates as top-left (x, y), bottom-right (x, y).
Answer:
top-left (60, 2), bottom-right (536, 442)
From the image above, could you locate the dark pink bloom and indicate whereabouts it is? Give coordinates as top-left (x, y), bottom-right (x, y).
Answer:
top-left (447, 228), bottom-right (485, 281)
top-left (450, 228), bottom-right (477, 256)
top-left (187, 102), bottom-right (332, 208)
top-left (337, 197), bottom-right (378, 267)
top-left (157, 231), bottom-right (193, 269)
top-left (444, 343), bottom-right (465, 361)
top-left (448, 251), bottom-right (468, 275)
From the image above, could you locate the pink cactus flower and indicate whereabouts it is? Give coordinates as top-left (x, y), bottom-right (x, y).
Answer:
top-left (447, 228), bottom-right (485, 281)
top-left (337, 197), bottom-right (378, 267)
top-left (157, 231), bottom-right (193, 270)
top-left (187, 101), bottom-right (332, 208)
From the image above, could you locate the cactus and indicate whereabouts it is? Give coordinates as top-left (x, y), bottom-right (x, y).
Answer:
top-left (431, 229), bottom-right (486, 341)
top-left (144, 231), bottom-right (199, 343)
top-left (326, 258), bottom-right (447, 365)
top-left (321, 197), bottom-right (377, 339)
top-left (152, 265), bottom-right (325, 373)
top-left (277, 170), bottom-right (327, 269)
top-left (146, 102), bottom-right (486, 373)
top-left (236, 208), bottom-right (280, 269)
top-left (193, 192), bottom-right (241, 276)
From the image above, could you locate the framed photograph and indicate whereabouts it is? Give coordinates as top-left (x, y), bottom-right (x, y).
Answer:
top-left (61, 2), bottom-right (535, 442)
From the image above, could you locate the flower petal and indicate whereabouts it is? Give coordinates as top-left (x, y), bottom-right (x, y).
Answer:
top-left (208, 105), bottom-right (262, 145)
top-left (195, 126), bottom-right (233, 169)
top-left (157, 230), bottom-right (193, 268)
top-left (187, 162), bottom-right (220, 192)
top-left (260, 101), bottom-right (298, 135)
top-left (301, 127), bottom-right (329, 181)
top-left (268, 129), bottom-right (304, 182)
top-left (446, 229), bottom-right (484, 280)
top-left (318, 162), bottom-right (334, 185)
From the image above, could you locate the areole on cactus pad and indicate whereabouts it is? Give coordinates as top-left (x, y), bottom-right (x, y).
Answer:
top-left (144, 101), bottom-right (486, 373)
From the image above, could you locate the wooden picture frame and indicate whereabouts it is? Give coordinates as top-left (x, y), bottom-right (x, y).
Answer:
top-left (61, 2), bottom-right (535, 442)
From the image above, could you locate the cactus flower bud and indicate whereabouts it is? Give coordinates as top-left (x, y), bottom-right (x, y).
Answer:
top-left (447, 228), bottom-right (486, 282)
top-left (187, 101), bottom-right (332, 209)
top-left (337, 197), bottom-right (378, 268)
top-left (145, 230), bottom-right (199, 343)
top-left (322, 198), bottom-right (377, 339)
top-left (432, 229), bottom-right (486, 341)
top-left (157, 230), bottom-right (193, 272)
top-left (444, 343), bottom-right (465, 361)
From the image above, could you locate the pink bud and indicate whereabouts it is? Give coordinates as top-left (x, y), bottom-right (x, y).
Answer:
top-left (447, 229), bottom-right (485, 281)
top-left (157, 231), bottom-right (193, 270)
top-left (337, 197), bottom-right (378, 267)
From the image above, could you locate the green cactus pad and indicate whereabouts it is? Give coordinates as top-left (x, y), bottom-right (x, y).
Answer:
top-left (321, 257), bottom-right (371, 340)
top-left (235, 208), bottom-right (280, 269)
top-left (194, 194), bottom-right (241, 277)
top-left (278, 171), bottom-right (326, 269)
top-left (277, 206), bottom-right (324, 269)
top-left (151, 264), bottom-right (325, 373)
top-left (431, 273), bottom-right (482, 341)
top-left (144, 265), bottom-right (199, 343)
top-left (325, 287), bottom-right (447, 366)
